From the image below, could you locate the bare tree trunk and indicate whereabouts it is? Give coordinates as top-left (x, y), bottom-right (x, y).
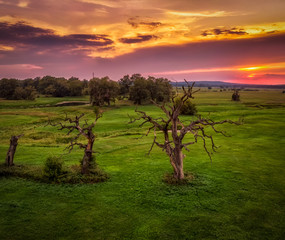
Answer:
top-left (81, 138), bottom-right (94, 174)
top-left (5, 135), bottom-right (23, 167)
top-left (172, 147), bottom-right (184, 180)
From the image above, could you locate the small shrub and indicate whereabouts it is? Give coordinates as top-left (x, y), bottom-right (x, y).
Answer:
top-left (43, 156), bottom-right (64, 182)
top-left (65, 163), bottom-right (109, 184)
top-left (174, 97), bottom-right (197, 115)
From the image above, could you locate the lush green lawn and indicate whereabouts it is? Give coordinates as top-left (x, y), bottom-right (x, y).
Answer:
top-left (0, 90), bottom-right (284, 239)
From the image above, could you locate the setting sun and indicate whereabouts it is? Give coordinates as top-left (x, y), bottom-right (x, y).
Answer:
top-left (239, 66), bottom-right (265, 71)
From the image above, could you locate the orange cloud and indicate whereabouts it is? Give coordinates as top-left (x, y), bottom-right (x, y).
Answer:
top-left (151, 62), bottom-right (285, 76)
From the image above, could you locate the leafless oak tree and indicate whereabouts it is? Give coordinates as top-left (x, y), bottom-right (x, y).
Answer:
top-left (232, 90), bottom-right (240, 101)
top-left (130, 81), bottom-right (241, 180)
top-left (5, 134), bottom-right (24, 166)
top-left (48, 112), bottom-right (101, 174)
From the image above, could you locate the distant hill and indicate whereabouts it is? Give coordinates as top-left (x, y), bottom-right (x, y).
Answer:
top-left (171, 81), bottom-right (285, 89)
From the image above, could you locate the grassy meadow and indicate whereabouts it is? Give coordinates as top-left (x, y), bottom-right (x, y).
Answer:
top-left (0, 89), bottom-right (285, 239)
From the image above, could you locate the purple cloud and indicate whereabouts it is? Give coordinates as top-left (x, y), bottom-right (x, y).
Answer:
top-left (0, 21), bottom-right (113, 47)
top-left (119, 34), bottom-right (158, 44)
top-left (202, 28), bottom-right (247, 36)
top-left (127, 18), bottom-right (162, 29)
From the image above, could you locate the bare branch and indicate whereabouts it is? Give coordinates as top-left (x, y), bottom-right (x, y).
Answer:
top-left (147, 127), bottom-right (157, 155)
top-left (65, 142), bottom-right (87, 153)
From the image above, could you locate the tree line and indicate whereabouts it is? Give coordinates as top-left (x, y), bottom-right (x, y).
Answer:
top-left (0, 74), bottom-right (173, 105)
top-left (0, 76), bottom-right (88, 100)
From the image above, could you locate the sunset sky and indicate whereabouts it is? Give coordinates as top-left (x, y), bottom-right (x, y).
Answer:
top-left (0, 0), bottom-right (285, 84)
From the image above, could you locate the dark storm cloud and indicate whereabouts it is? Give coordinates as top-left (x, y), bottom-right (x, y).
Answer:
top-left (119, 34), bottom-right (157, 44)
top-left (0, 21), bottom-right (113, 47)
top-left (201, 28), bottom-right (247, 36)
top-left (28, 34), bottom-right (113, 47)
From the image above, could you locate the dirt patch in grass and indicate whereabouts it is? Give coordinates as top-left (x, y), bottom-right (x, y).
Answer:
top-left (55, 101), bottom-right (89, 107)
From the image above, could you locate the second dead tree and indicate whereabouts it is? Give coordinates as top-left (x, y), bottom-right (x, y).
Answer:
top-left (48, 112), bottom-right (101, 174)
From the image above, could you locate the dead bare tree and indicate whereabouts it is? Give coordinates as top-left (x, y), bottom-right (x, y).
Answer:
top-left (232, 90), bottom-right (240, 101)
top-left (130, 81), bottom-right (241, 180)
top-left (47, 112), bottom-right (101, 174)
top-left (5, 134), bottom-right (24, 166)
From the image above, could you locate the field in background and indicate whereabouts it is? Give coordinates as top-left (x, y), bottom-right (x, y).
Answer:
top-left (0, 89), bottom-right (284, 239)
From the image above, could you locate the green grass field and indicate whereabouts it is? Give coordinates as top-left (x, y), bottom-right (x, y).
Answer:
top-left (0, 89), bottom-right (285, 239)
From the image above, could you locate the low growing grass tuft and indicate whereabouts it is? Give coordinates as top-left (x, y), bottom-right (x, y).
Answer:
top-left (163, 172), bottom-right (195, 185)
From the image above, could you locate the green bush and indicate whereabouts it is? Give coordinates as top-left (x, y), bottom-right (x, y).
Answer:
top-left (174, 97), bottom-right (197, 115)
top-left (66, 164), bottom-right (109, 183)
top-left (43, 156), bottom-right (64, 182)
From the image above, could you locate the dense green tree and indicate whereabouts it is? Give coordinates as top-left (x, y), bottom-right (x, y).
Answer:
top-left (118, 75), bottom-right (133, 98)
top-left (147, 77), bottom-right (172, 102)
top-left (52, 78), bottom-right (70, 97)
top-left (38, 76), bottom-right (56, 94)
top-left (89, 76), bottom-right (119, 106)
top-left (45, 85), bottom-right (56, 95)
top-left (22, 78), bottom-right (35, 88)
top-left (0, 78), bottom-right (19, 99)
top-left (12, 86), bottom-right (36, 100)
top-left (129, 74), bottom-right (150, 105)
top-left (174, 97), bottom-right (197, 115)
top-left (12, 87), bottom-right (26, 100)
top-left (68, 77), bottom-right (84, 96)
top-left (129, 74), bottom-right (172, 105)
